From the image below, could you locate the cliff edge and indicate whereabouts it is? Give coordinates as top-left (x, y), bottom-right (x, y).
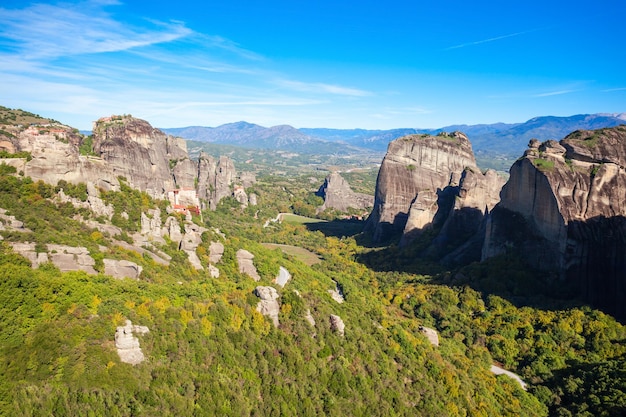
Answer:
top-left (483, 126), bottom-right (626, 320)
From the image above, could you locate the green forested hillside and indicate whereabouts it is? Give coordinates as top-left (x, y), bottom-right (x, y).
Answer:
top-left (0, 166), bottom-right (624, 416)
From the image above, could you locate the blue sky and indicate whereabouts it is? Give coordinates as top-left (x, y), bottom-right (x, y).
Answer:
top-left (1, 0), bottom-right (625, 130)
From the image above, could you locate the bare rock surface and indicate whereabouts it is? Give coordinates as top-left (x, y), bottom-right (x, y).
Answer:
top-left (329, 314), bottom-right (345, 336)
top-left (180, 223), bottom-right (207, 270)
top-left (115, 320), bottom-right (149, 365)
top-left (366, 132), bottom-right (478, 243)
top-left (254, 286), bottom-right (280, 327)
top-left (47, 244), bottom-right (96, 274)
top-left (0, 208), bottom-right (30, 233)
top-left (237, 249), bottom-right (261, 281)
top-left (209, 241), bottom-right (224, 264)
top-left (483, 126), bottom-right (626, 320)
top-left (208, 264), bottom-right (220, 278)
top-left (328, 280), bottom-right (345, 303)
top-left (197, 153), bottom-right (237, 210)
top-left (305, 309), bottom-right (316, 327)
top-left (104, 259), bottom-right (142, 280)
top-left (317, 172), bottom-right (373, 212)
top-left (93, 116), bottom-right (177, 196)
top-left (10, 116), bottom-right (243, 212)
top-left (419, 325), bottom-right (439, 347)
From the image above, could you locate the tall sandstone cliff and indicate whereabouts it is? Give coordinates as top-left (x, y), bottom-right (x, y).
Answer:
top-left (483, 126), bottom-right (626, 320)
top-left (4, 115), bottom-right (246, 209)
top-left (366, 132), bottom-right (503, 262)
top-left (316, 172), bottom-right (374, 212)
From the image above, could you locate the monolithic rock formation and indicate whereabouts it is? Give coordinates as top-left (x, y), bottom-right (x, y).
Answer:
top-left (366, 132), bottom-right (505, 262)
top-left (316, 172), bottom-right (374, 212)
top-left (93, 115), bottom-right (181, 195)
top-left (254, 286), bottom-right (280, 327)
top-left (366, 132), bottom-right (477, 243)
top-left (197, 153), bottom-right (238, 210)
top-left (4, 115), bottom-right (245, 210)
top-left (115, 320), bottom-right (149, 365)
top-left (483, 126), bottom-right (626, 320)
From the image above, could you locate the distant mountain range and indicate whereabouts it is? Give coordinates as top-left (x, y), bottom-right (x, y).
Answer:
top-left (162, 114), bottom-right (626, 158)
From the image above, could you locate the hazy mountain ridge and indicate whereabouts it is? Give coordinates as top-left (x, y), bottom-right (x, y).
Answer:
top-left (162, 121), bottom-right (366, 155)
top-left (162, 114), bottom-right (626, 161)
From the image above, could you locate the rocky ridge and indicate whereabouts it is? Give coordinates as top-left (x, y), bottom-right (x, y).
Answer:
top-left (0, 114), bottom-right (254, 209)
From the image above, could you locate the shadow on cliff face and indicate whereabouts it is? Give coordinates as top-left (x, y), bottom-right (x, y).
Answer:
top-left (565, 216), bottom-right (626, 323)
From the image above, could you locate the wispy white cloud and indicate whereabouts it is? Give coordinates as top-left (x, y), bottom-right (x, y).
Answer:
top-left (444, 29), bottom-right (536, 50)
top-left (275, 79), bottom-right (372, 97)
top-left (532, 89), bottom-right (577, 97)
top-left (0, 2), bottom-right (192, 59)
top-left (602, 87), bottom-right (626, 92)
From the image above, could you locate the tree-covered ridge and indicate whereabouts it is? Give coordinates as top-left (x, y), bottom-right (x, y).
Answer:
top-left (0, 164), bottom-right (623, 416)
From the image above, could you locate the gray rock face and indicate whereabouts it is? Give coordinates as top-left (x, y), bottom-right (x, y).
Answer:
top-left (209, 241), bottom-right (224, 264)
top-left (47, 244), bottom-right (97, 274)
top-left (317, 172), bottom-right (373, 212)
top-left (104, 259), bottom-right (142, 280)
top-left (305, 309), bottom-right (316, 327)
top-left (115, 320), bottom-right (149, 365)
top-left (237, 249), bottom-right (261, 281)
top-left (180, 223), bottom-right (207, 270)
top-left (483, 126), bottom-right (626, 320)
top-left (0, 208), bottom-right (30, 232)
top-left (248, 193), bottom-right (258, 206)
top-left (328, 280), bottom-right (345, 303)
top-left (421, 167), bottom-right (507, 264)
top-left (419, 325), bottom-right (439, 347)
top-left (197, 153), bottom-right (237, 210)
top-left (57, 183), bottom-right (115, 220)
top-left (329, 314), bottom-right (345, 336)
top-left (233, 186), bottom-right (248, 207)
top-left (12, 116), bottom-right (243, 211)
top-left (366, 132), bottom-right (477, 243)
top-left (93, 116), bottom-right (177, 196)
top-left (254, 286), bottom-right (280, 327)
top-left (140, 209), bottom-right (163, 241)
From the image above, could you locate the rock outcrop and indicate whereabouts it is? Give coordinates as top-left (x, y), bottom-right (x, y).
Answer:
top-left (208, 241), bottom-right (224, 264)
top-left (104, 259), bottom-right (143, 280)
top-left (237, 249), bottom-right (261, 281)
top-left (366, 132), bottom-right (505, 263)
top-left (6, 115), bottom-right (245, 210)
top-left (197, 153), bottom-right (238, 210)
top-left (329, 314), bottom-right (345, 336)
top-left (115, 320), bottom-right (149, 365)
top-left (419, 325), bottom-right (439, 347)
top-left (316, 172), bottom-right (373, 212)
top-left (254, 286), bottom-right (280, 327)
top-left (93, 116), bottom-right (178, 196)
top-left (328, 280), bottom-right (345, 303)
top-left (483, 126), bottom-right (626, 320)
top-left (366, 132), bottom-right (477, 243)
top-left (47, 244), bottom-right (97, 274)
